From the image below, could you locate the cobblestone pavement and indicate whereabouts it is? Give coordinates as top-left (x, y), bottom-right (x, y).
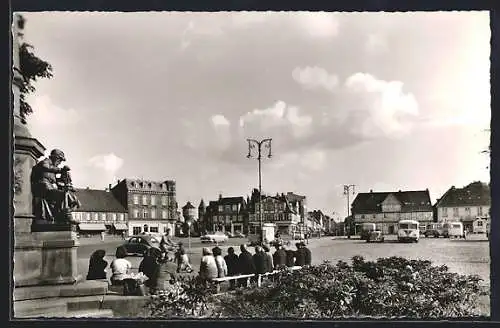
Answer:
top-left (77, 234), bottom-right (490, 287)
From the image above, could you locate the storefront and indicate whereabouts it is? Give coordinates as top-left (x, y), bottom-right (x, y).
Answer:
top-left (78, 223), bottom-right (107, 237)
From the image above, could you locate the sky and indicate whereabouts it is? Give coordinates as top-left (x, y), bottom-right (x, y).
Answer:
top-left (18, 11), bottom-right (490, 220)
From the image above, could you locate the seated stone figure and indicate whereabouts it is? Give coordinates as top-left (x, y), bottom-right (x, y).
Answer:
top-left (30, 149), bottom-right (80, 224)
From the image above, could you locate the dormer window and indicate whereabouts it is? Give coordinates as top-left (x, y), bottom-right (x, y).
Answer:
top-left (130, 182), bottom-right (135, 188)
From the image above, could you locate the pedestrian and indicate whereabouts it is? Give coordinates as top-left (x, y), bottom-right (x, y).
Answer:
top-left (213, 246), bottom-right (228, 278)
top-left (139, 247), bottom-right (161, 290)
top-left (199, 247), bottom-right (218, 281)
top-left (101, 231), bottom-right (105, 242)
top-left (262, 245), bottom-right (274, 273)
top-left (302, 242), bottom-right (312, 266)
top-left (272, 244), bottom-right (287, 269)
top-left (86, 249), bottom-right (108, 280)
top-left (252, 246), bottom-right (267, 274)
top-left (294, 242), bottom-right (306, 266)
top-left (224, 247), bottom-right (239, 289)
top-left (110, 246), bottom-right (132, 286)
top-left (175, 242), bottom-right (193, 273)
top-left (238, 244), bottom-right (256, 287)
top-left (284, 244), bottom-right (296, 267)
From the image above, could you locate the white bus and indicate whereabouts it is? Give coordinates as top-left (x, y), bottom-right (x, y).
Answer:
top-left (397, 219), bottom-right (420, 243)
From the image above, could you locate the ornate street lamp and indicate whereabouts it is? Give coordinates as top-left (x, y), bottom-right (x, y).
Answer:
top-left (246, 138), bottom-right (272, 244)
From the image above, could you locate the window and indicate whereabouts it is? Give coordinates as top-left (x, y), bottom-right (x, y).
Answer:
top-left (111, 213), bottom-right (117, 221)
top-left (218, 205), bottom-right (224, 212)
top-left (150, 209), bottom-right (156, 218)
top-left (100, 213), bottom-right (106, 221)
top-left (232, 204), bottom-right (238, 211)
top-left (150, 226), bottom-right (159, 233)
top-left (143, 224), bottom-right (149, 233)
top-left (133, 226), bottom-right (141, 235)
top-left (453, 208), bottom-right (459, 216)
top-left (150, 196), bottom-right (156, 206)
top-left (93, 213), bottom-right (99, 221)
top-left (84, 213), bottom-right (90, 221)
top-left (142, 195), bottom-right (148, 205)
top-left (161, 184), bottom-right (167, 191)
top-left (161, 196), bottom-right (167, 206)
top-left (442, 207), bottom-right (448, 217)
top-left (162, 210), bottom-right (167, 219)
top-left (278, 214), bottom-right (284, 221)
top-left (133, 209), bottom-right (139, 218)
top-left (478, 207), bottom-right (483, 216)
top-left (133, 195), bottom-right (139, 205)
top-left (119, 213), bottom-right (124, 221)
top-left (143, 210), bottom-right (149, 219)
top-left (477, 221), bottom-right (483, 227)
top-left (225, 205), bottom-right (231, 212)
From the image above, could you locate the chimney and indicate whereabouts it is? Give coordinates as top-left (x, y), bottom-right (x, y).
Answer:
top-left (219, 193), bottom-right (222, 200)
top-left (370, 189), bottom-right (373, 193)
top-left (108, 184), bottom-right (112, 191)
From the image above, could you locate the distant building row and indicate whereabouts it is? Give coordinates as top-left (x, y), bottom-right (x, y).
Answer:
top-left (350, 181), bottom-right (490, 234)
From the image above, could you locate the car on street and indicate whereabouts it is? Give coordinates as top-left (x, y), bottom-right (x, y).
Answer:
top-left (366, 230), bottom-right (385, 243)
top-left (423, 223), bottom-right (449, 238)
top-left (200, 232), bottom-right (229, 244)
top-left (121, 235), bottom-right (161, 256)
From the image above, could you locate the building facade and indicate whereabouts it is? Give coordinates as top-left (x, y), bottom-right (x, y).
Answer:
top-left (435, 181), bottom-right (490, 232)
top-left (248, 190), bottom-right (306, 235)
top-left (352, 189), bottom-right (434, 234)
top-left (72, 188), bottom-right (128, 236)
top-left (111, 178), bottom-right (177, 237)
top-left (205, 195), bottom-right (247, 234)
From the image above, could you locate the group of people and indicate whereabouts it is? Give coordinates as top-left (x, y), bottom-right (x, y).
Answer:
top-left (198, 242), bottom-right (312, 287)
top-left (85, 239), bottom-right (312, 294)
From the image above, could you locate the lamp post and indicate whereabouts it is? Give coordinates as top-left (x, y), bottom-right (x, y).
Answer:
top-left (343, 184), bottom-right (356, 238)
top-left (186, 219), bottom-right (192, 253)
top-left (246, 138), bottom-right (272, 244)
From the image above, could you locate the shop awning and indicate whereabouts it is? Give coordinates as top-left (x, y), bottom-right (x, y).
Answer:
top-left (78, 223), bottom-right (107, 231)
top-left (113, 223), bottom-right (128, 230)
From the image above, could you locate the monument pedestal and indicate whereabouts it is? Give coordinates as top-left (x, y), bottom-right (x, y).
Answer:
top-left (14, 230), bottom-right (82, 287)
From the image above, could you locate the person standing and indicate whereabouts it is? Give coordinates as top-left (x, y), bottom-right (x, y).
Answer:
top-left (302, 242), bottom-right (312, 266)
top-left (252, 246), bottom-right (267, 275)
top-left (284, 244), bottom-right (296, 267)
top-left (294, 242), bottom-right (307, 267)
top-left (238, 244), bottom-right (255, 287)
top-left (213, 246), bottom-right (228, 278)
top-left (272, 244), bottom-right (287, 269)
top-left (262, 245), bottom-right (274, 273)
top-left (224, 247), bottom-right (239, 289)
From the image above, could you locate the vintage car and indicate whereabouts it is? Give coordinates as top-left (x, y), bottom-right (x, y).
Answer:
top-left (366, 230), bottom-right (385, 243)
top-left (200, 232), bottom-right (229, 244)
top-left (121, 235), bottom-right (161, 256)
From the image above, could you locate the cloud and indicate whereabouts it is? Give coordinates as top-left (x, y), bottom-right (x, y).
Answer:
top-left (88, 153), bottom-right (124, 174)
top-left (292, 66), bottom-right (339, 92)
top-left (239, 100), bottom-right (313, 139)
top-left (343, 72), bottom-right (419, 138)
top-left (295, 12), bottom-right (340, 38)
top-left (299, 149), bottom-right (327, 171)
top-left (211, 114), bottom-right (231, 127)
top-left (26, 95), bottom-right (80, 133)
top-left (365, 33), bottom-right (389, 54)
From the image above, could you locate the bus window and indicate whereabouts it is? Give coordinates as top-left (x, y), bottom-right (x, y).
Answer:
top-left (399, 223), bottom-right (408, 229)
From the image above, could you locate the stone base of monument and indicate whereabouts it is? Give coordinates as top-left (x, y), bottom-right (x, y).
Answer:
top-left (14, 226), bottom-right (82, 287)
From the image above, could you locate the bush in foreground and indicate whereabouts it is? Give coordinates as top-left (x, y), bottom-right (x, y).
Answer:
top-left (146, 256), bottom-right (484, 319)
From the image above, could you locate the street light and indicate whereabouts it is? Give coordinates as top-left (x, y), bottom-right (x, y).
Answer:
top-left (246, 138), bottom-right (272, 244)
top-left (186, 219), bottom-right (192, 253)
top-left (343, 184), bottom-right (356, 238)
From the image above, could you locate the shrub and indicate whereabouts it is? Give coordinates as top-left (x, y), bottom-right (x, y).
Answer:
top-left (146, 256), bottom-right (485, 319)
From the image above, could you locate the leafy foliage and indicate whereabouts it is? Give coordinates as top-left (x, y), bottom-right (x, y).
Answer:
top-left (146, 256), bottom-right (485, 319)
top-left (15, 15), bottom-right (53, 123)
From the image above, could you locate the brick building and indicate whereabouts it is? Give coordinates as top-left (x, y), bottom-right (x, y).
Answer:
top-left (352, 189), bottom-right (434, 234)
top-left (205, 195), bottom-right (247, 234)
top-left (111, 178), bottom-right (177, 237)
top-left (72, 188), bottom-right (128, 236)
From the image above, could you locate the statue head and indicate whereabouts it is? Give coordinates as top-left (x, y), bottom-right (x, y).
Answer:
top-left (49, 149), bottom-right (66, 165)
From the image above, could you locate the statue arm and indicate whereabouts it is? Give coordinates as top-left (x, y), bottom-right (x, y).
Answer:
top-left (40, 160), bottom-right (62, 174)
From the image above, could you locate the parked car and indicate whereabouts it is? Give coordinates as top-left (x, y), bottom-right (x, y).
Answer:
top-left (121, 235), bottom-right (161, 256)
top-left (200, 232), bottom-right (229, 244)
top-left (366, 230), bottom-right (385, 243)
top-left (423, 223), bottom-right (449, 238)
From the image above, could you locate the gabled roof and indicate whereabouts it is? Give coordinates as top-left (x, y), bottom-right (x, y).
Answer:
top-left (436, 181), bottom-right (490, 207)
top-left (218, 196), bottom-right (245, 205)
top-left (352, 190), bottom-right (432, 214)
top-left (182, 201), bottom-right (195, 209)
top-left (75, 188), bottom-right (127, 213)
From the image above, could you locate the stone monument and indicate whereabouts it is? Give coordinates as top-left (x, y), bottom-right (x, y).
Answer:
top-left (13, 13), bottom-right (81, 287)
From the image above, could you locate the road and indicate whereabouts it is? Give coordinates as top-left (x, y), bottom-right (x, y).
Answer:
top-left (77, 234), bottom-right (490, 287)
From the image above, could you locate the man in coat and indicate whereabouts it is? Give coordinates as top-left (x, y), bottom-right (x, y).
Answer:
top-left (284, 244), bottom-right (296, 267)
top-left (294, 242), bottom-right (307, 267)
top-left (224, 247), bottom-right (240, 290)
top-left (252, 246), bottom-right (267, 274)
top-left (262, 245), bottom-right (274, 273)
top-left (302, 242), bottom-right (312, 266)
top-left (238, 244), bottom-right (256, 287)
top-left (272, 244), bottom-right (287, 269)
